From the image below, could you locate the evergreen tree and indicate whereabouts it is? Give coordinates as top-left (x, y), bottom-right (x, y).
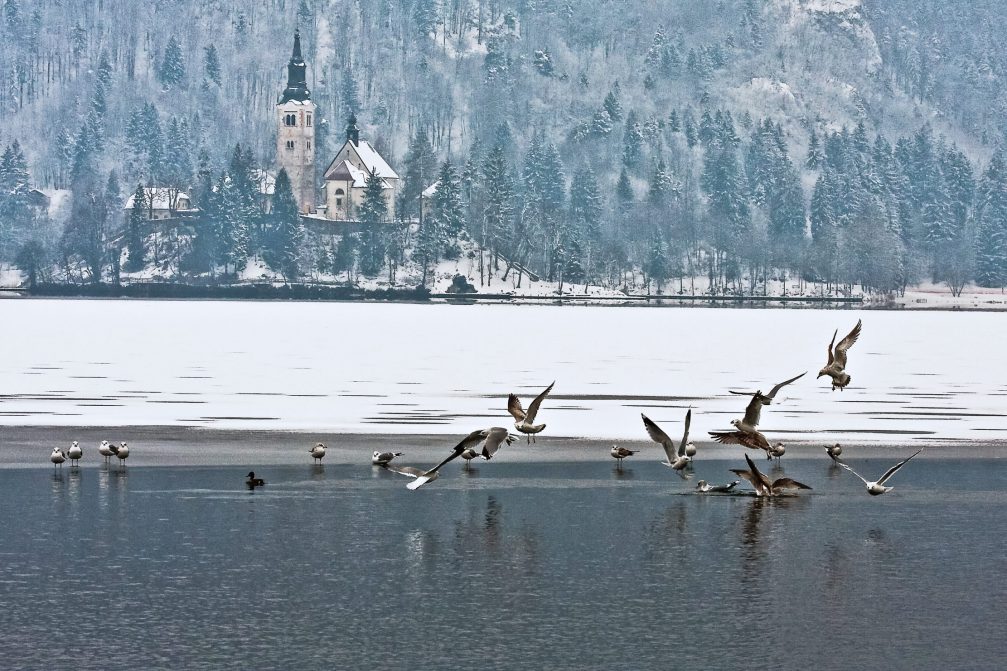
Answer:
top-left (431, 160), bottom-right (465, 238)
top-left (126, 184), bottom-right (147, 271)
top-left (158, 35), bottom-right (186, 87)
top-left (482, 142), bottom-right (515, 256)
top-left (806, 129), bottom-right (823, 169)
top-left (262, 169), bottom-right (304, 280)
top-left (398, 127), bottom-right (437, 221)
top-left (358, 168), bottom-right (389, 276)
top-left (603, 84), bottom-right (622, 122)
top-left (616, 166), bottom-right (634, 203)
top-left (976, 153), bottom-right (1007, 287)
top-left (622, 110), bottom-right (643, 168)
top-left (203, 44), bottom-right (222, 88)
top-left (648, 159), bottom-right (674, 206)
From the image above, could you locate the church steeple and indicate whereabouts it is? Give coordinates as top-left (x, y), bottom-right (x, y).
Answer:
top-left (279, 30), bottom-right (310, 104)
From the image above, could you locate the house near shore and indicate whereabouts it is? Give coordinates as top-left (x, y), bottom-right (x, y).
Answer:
top-left (123, 187), bottom-right (196, 220)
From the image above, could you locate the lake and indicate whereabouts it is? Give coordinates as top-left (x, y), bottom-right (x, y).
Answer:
top-left (1, 299), bottom-right (1005, 669)
top-left (1, 457), bottom-right (1004, 670)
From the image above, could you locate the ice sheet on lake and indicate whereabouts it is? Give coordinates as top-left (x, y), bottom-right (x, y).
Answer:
top-left (1, 300), bottom-right (1004, 444)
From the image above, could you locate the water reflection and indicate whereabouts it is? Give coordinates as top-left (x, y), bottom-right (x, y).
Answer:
top-left (612, 466), bottom-right (635, 480)
top-left (309, 464), bottom-right (325, 479)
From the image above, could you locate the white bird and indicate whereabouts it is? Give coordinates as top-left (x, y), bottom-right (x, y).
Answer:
top-left (372, 450), bottom-right (403, 466)
top-left (818, 319), bottom-right (862, 391)
top-left (507, 381), bottom-right (554, 443)
top-left (110, 441), bottom-right (129, 469)
top-left (641, 409), bottom-right (693, 473)
top-left (407, 428), bottom-right (517, 490)
top-left (730, 453), bottom-right (812, 497)
top-left (768, 443), bottom-right (786, 462)
top-left (98, 440), bottom-right (115, 464)
top-left (67, 441), bottom-right (83, 467)
top-left (610, 446), bottom-right (637, 465)
top-left (50, 447), bottom-right (66, 469)
top-left (838, 448), bottom-right (923, 496)
top-left (710, 372), bottom-right (805, 459)
top-left (309, 443), bottom-right (327, 463)
top-left (383, 464), bottom-right (440, 485)
top-left (696, 480), bottom-right (740, 493)
top-left (826, 443), bottom-right (843, 462)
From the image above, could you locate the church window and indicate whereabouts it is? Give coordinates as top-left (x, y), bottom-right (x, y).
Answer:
top-left (284, 113), bottom-right (297, 126)
top-left (306, 113), bottom-right (313, 127)
top-left (307, 140), bottom-right (311, 150)
top-left (286, 140), bottom-right (295, 150)
top-left (335, 187), bottom-right (344, 207)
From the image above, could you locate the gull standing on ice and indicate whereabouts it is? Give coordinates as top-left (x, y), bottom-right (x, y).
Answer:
top-left (309, 443), bottom-right (327, 463)
top-left (826, 443), bottom-right (843, 463)
top-left (98, 440), bottom-right (115, 464)
top-left (610, 446), bottom-right (637, 466)
top-left (50, 447), bottom-right (66, 470)
top-left (406, 428), bottom-right (518, 490)
top-left (460, 448), bottom-right (479, 469)
top-left (709, 371), bottom-right (805, 459)
top-left (110, 442), bottom-right (129, 469)
top-left (838, 448), bottom-right (923, 496)
top-left (730, 453), bottom-right (812, 497)
top-left (696, 480), bottom-right (740, 493)
top-left (641, 409), bottom-right (693, 474)
top-left (507, 382), bottom-right (554, 443)
top-left (818, 319), bottom-right (862, 391)
top-left (67, 441), bottom-right (83, 467)
top-left (371, 450), bottom-right (403, 466)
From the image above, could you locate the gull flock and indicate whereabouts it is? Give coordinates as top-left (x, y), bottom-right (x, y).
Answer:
top-left (43, 319), bottom-right (924, 496)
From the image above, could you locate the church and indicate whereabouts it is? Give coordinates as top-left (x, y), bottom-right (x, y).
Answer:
top-left (276, 31), bottom-right (399, 220)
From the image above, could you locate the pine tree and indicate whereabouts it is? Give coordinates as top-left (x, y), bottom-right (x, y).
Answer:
top-left (603, 85), bottom-right (622, 122)
top-left (398, 128), bottom-right (437, 221)
top-left (263, 169), bottom-right (304, 280)
top-left (648, 160), bottom-right (674, 206)
top-left (616, 166), bottom-right (634, 203)
top-left (203, 44), bottom-right (221, 88)
top-left (126, 184), bottom-right (147, 271)
top-left (482, 142), bottom-right (514, 256)
top-left (806, 129), bottom-right (823, 169)
top-left (158, 35), bottom-right (186, 87)
top-left (431, 160), bottom-right (465, 238)
top-left (358, 169), bottom-right (389, 276)
top-left (622, 110), bottom-right (643, 168)
top-left (976, 153), bottom-right (1007, 287)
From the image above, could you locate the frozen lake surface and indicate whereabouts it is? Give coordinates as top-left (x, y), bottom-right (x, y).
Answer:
top-left (2, 457), bottom-right (1004, 670)
top-left (1, 299), bottom-right (1004, 445)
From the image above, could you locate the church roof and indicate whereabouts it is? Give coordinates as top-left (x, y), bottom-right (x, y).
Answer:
top-left (124, 187), bottom-right (193, 210)
top-left (325, 160), bottom-right (393, 189)
top-left (353, 140), bottom-right (399, 179)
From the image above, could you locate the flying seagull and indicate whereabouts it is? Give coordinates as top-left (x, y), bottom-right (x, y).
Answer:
top-left (371, 450), bottom-right (403, 466)
top-left (507, 381), bottom-right (554, 443)
top-left (383, 463), bottom-right (440, 485)
top-left (406, 428), bottom-right (517, 490)
top-left (67, 441), bottom-right (83, 467)
top-left (610, 446), bottom-right (637, 466)
top-left (641, 409), bottom-right (693, 473)
top-left (730, 453), bottom-right (812, 497)
top-left (818, 319), bottom-right (862, 391)
top-left (838, 448), bottom-right (923, 496)
top-left (696, 479), bottom-right (740, 493)
top-left (709, 371), bottom-right (805, 459)
top-left (309, 443), bottom-right (327, 463)
top-left (826, 443), bottom-right (843, 463)
top-left (50, 447), bottom-right (66, 470)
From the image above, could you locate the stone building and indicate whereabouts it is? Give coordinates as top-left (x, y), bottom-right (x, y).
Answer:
top-left (321, 116), bottom-right (399, 221)
top-left (275, 30), bottom-right (316, 214)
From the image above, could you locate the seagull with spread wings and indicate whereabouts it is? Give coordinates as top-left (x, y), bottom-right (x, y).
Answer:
top-left (696, 479), bottom-right (740, 493)
top-left (838, 448), bottom-right (923, 496)
top-left (641, 409), bottom-right (693, 474)
top-left (405, 427), bottom-right (518, 490)
top-left (730, 453), bottom-right (812, 497)
top-left (507, 381), bottom-right (555, 443)
top-left (708, 372), bottom-right (805, 459)
top-left (818, 319), bottom-right (862, 391)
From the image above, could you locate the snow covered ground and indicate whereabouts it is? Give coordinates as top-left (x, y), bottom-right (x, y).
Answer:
top-left (1, 300), bottom-right (1003, 445)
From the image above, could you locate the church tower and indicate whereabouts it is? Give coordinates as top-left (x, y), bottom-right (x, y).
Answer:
top-left (276, 30), bottom-right (316, 213)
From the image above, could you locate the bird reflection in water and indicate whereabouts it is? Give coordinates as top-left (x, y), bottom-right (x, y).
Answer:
top-left (613, 465), bottom-right (636, 480)
top-left (310, 463), bottom-right (325, 479)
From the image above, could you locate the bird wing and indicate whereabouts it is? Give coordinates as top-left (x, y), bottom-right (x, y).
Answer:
top-left (415, 430), bottom-right (485, 481)
top-left (678, 409), bottom-right (692, 458)
top-left (383, 464), bottom-right (427, 479)
top-left (481, 427), bottom-right (512, 460)
top-left (771, 478), bottom-right (812, 491)
top-left (838, 461), bottom-right (871, 486)
top-left (729, 469), bottom-right (759, 489)
top-left (825, 329), bottom-right (837, 366)
top-left (765, 371), bottom-right (807, 402)
top-left (453, 429), bottom-right (490, 453)
top-left (744, 453), bottom-right (772, 490)
top-left (643, 414), bottom-right (676, 462)
top-left (833, 319), bottom-right (862, 368)
top-left (742, 394), bottom-right (763, 427)
top-left (524, 381), bottom-right (554, 424)
top-left (507, 394), bottom-right (527, 422)
top-left (877, 448), bottom-right (924, 486)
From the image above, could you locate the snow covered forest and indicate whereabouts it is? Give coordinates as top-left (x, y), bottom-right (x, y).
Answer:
top-left (2, 0), bottom-right (1007, 294)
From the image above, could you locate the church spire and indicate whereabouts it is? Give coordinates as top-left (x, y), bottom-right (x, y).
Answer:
top-left (279, 30), bottom-right (310, 104)
top-left (346, 113), bottom-right (360, 145)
